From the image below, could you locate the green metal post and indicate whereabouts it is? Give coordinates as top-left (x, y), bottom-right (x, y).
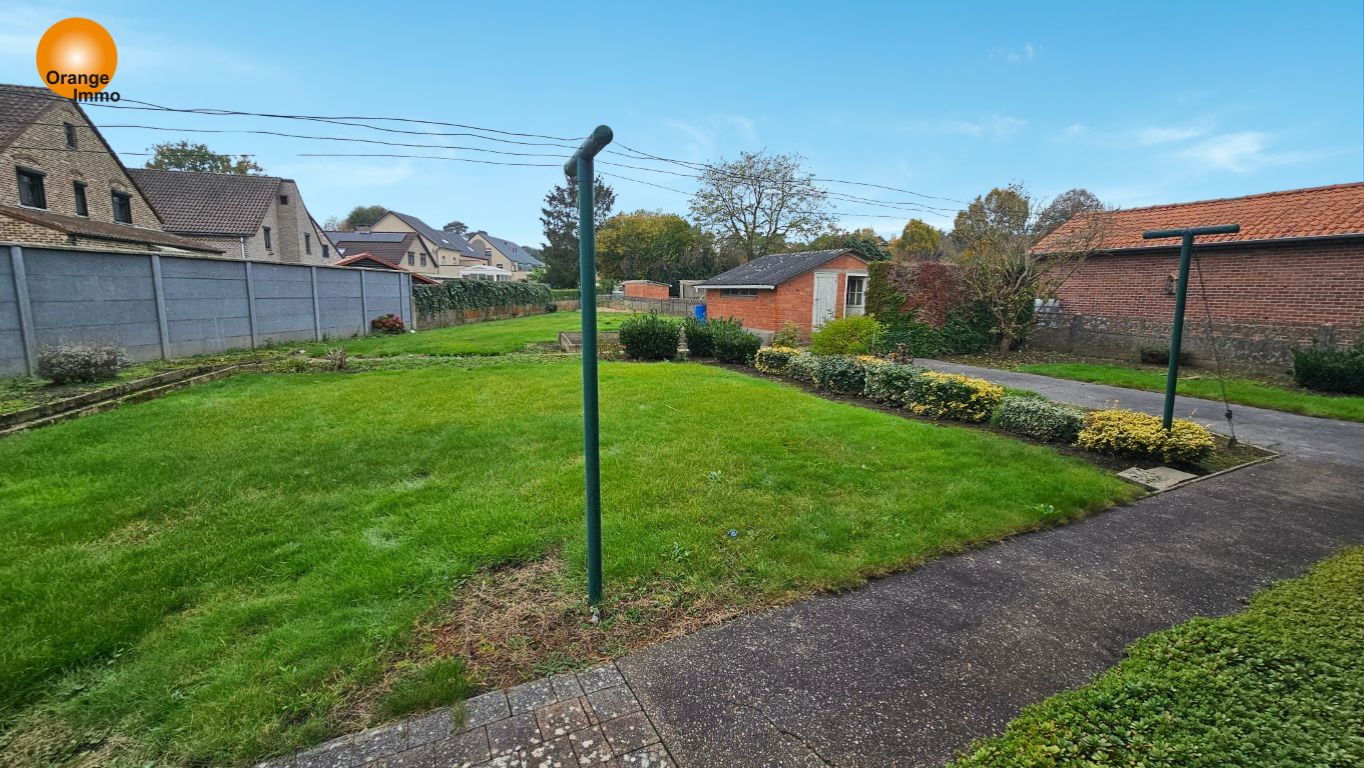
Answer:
top-left (565, 126), bottom-right (613, 606)
top-left (1142, 224), bottom-right (1240, 430)
top-left (1162, 231), bottom-right (1194, 430)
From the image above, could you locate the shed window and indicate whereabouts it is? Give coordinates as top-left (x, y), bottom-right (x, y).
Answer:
top-left (73, 182), bottom-right (88, 216)
top-left (63, 122), bottom-right (77, 148)
top-left (720, 288), bottom-right (758, 297)
top-left (263, 226), bottom-right (272, 249)
top-left (17, 168), bottom-right (46, 209)
top-left (845, 276), bottom-right (866, 308)
top-left (111, 191), bottom-right (132, 223)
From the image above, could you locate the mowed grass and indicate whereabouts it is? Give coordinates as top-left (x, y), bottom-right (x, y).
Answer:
top-left (1017, 362), bottom-right (1364, 423)
top-left (307, 310), bottom-right (632, 357)
top-left (0, 359), bottom-right (1136, 766)
top-left (952, 547), bottom-right (1364, 767)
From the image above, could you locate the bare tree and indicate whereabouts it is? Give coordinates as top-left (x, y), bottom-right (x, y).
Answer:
top-left (689, 151), bottom-right (833, 262)
top-left (952, 184), bottom-right (1111, 351)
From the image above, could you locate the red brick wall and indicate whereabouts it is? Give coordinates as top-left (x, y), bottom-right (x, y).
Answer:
top-left (1055, 240), bottom-right (1364, 329)
top-left (623, 281), bottom-right (670, 299)
top-left (1040, 238), bottom-right (1364, 367)
top-left (706, 254), bottom-right (868, 338)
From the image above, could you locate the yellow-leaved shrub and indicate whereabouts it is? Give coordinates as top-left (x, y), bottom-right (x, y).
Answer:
top-left (905, 371), bottom-right (1004, 422)
top-left (1076, 409), bottom-right (1214, 463)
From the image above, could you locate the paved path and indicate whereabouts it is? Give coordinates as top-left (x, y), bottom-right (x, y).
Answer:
top-left (267, 364), bottom-right (1363, 768)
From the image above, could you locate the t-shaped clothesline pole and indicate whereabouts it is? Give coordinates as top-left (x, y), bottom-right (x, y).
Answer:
top-left (1140, 224), bottom-right (1239, 430)
top-left (564, 125), bottom-right (613, 607)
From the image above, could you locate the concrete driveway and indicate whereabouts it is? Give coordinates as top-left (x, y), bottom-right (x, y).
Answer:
top-left (619, 362), bottom-right (1363, 767)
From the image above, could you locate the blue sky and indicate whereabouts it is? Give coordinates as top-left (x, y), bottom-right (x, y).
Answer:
top-left (2, 1), bottom-right (1360, 246)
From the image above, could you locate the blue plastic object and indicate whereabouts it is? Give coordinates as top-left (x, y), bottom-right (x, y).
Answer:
top-left (693, 303), bottom-right (707, 321)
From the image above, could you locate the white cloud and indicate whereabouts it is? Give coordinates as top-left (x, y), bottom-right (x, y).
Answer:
top-left (661, 114), bottom-right (760, 160)
top-left (1132, 122), bottom-right (1212, 146)
top-left (991, 43), bottom-right (1037, 63)
top-left (1177, 132), bottom-right (1306, 172)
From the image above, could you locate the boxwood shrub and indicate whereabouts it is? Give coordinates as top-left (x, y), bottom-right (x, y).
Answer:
top-left (36, 343), bottom-right (129, 384)
top-left (784, 353), bottom-right (821, 386)
top-left (863, 362), bottom-right (925, 405)
top-left (1076, 409), bottom-right (1215, 464)
top-left (905, 371), bottom-right (1004, 422)
top-left (681, 317), bottom-right (714, 358)
top-left (812, 355), bottom-right (869, 396)
top-left (711, 319), bottom-right (762, 364)
top-left (1292, 346), bottom-right (1364, 395)
top-left (753, 346), bottom-right (799, 375)
top-left (993, 395), bottom-right (1085, 443)
top-left (618, 313), bottom-right (680, 361)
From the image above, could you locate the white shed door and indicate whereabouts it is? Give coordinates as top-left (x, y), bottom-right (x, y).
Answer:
top-left (812, 272), bottom-right (838, 330)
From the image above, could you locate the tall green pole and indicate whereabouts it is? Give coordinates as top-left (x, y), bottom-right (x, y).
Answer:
top-left (1141, 224), bottom-right (1239, 430)
top-left (565, 125), bottom-right (613, 606)
top-left (1162, 231), bottom-right (1194, 430)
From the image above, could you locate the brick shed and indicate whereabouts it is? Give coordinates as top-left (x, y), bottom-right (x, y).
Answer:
top-left (621, 280), bottom-right (670, 299)
top-left (697, 249), bottom-right (870, 339)
top-left (1033, 183), bottom-right (1364, 368)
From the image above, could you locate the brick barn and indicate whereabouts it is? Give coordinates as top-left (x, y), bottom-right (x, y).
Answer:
top-left (697, 249), bottom-right (870, 339)
top-left (1033, 183), bottom-right (1364, 368)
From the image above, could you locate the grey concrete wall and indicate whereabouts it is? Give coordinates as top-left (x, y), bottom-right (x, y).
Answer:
top-left (1, 246), bottom-right (412, 376)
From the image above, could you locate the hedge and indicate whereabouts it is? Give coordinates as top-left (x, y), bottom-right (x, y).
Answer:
top-left (993, 395), bottom-right (1084, 443)
top-left (1292, 346), bottom-right (1364, 395)
top-left (811, 315), bottom-right (881, 356)
top-left (618, 313), bottom-right (680, 361)
top-left (414, 279), bottom-right (552, 318)
top-left (710, 319), bottom-right (762, 364)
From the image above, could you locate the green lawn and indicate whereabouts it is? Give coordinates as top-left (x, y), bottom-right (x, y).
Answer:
top-left (1016, 362), bottom-right (1364, 423)
top-left (952, 547), bottom-right (1364, 767)
top-left (0, 358), bottom-right (1135, 767)
top-left (308, 310), bottom-right (632, 357)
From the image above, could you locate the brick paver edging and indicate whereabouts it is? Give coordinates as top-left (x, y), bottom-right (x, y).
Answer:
top-left (256, 663), bottom-right (675, 768)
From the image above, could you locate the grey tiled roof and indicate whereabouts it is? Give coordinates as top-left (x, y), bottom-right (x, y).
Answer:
top-left (325, 230), bottom-right (406, 246)
top-left (473, 231), bottom-right (544, 267)
top-left (389, 211), bottom-right (479, 257)
top-left (696, 249), bottom-right (864, 288)
top-left (128, 169), bottom-right (281, 236)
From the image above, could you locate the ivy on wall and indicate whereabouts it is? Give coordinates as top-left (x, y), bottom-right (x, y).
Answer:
top-left (414, 280), bottom-right (552, 319)
top-left (868, 260), bottom-right (1008, 357)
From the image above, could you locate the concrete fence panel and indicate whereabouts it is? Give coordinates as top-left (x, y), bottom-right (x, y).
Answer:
top-left (0, 246), bottom-right (413, 376)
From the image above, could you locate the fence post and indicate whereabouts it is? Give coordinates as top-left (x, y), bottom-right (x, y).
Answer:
top-left (358, 269), bottom-right (368, 334)
top-left (150, 254), bottom-right (170, 360)
top-left (310, 266), bottom-right (322, 341)
top-left (9, 246), bottom-right (36, 375)
top-left (244, 260), bottom-right (258, 349)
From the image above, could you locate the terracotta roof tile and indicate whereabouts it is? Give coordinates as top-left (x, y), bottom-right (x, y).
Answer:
top-left (1036, 183), bottom-right (1364, 253)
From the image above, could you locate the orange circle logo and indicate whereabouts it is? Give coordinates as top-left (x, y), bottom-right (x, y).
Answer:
top-left (36, 18), bottom-right (118, 99)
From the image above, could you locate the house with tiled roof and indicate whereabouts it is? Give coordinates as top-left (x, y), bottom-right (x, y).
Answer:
top-left (697, 249), bottom-right (871, 339)
top-left (0, 83), bottom-right (221, 256)
top-left (330, 251), bottom-right (439, 284)
top-left (1033, 183), bottom-right (1364, 367)
top-left (325, 230), bottom-right (440, 277)
top-left (466, 230), bottom-right (544, 281)
top-left (129, 169), bottom-right (330, 264)
top-left (368, 211), bottom-right (485, 278)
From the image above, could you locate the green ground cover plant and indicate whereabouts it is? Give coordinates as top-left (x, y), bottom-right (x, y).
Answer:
top-left (0, 359), bottom-right (1134, 767)
top-left (952, 547), bottom-right (1364, 767)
